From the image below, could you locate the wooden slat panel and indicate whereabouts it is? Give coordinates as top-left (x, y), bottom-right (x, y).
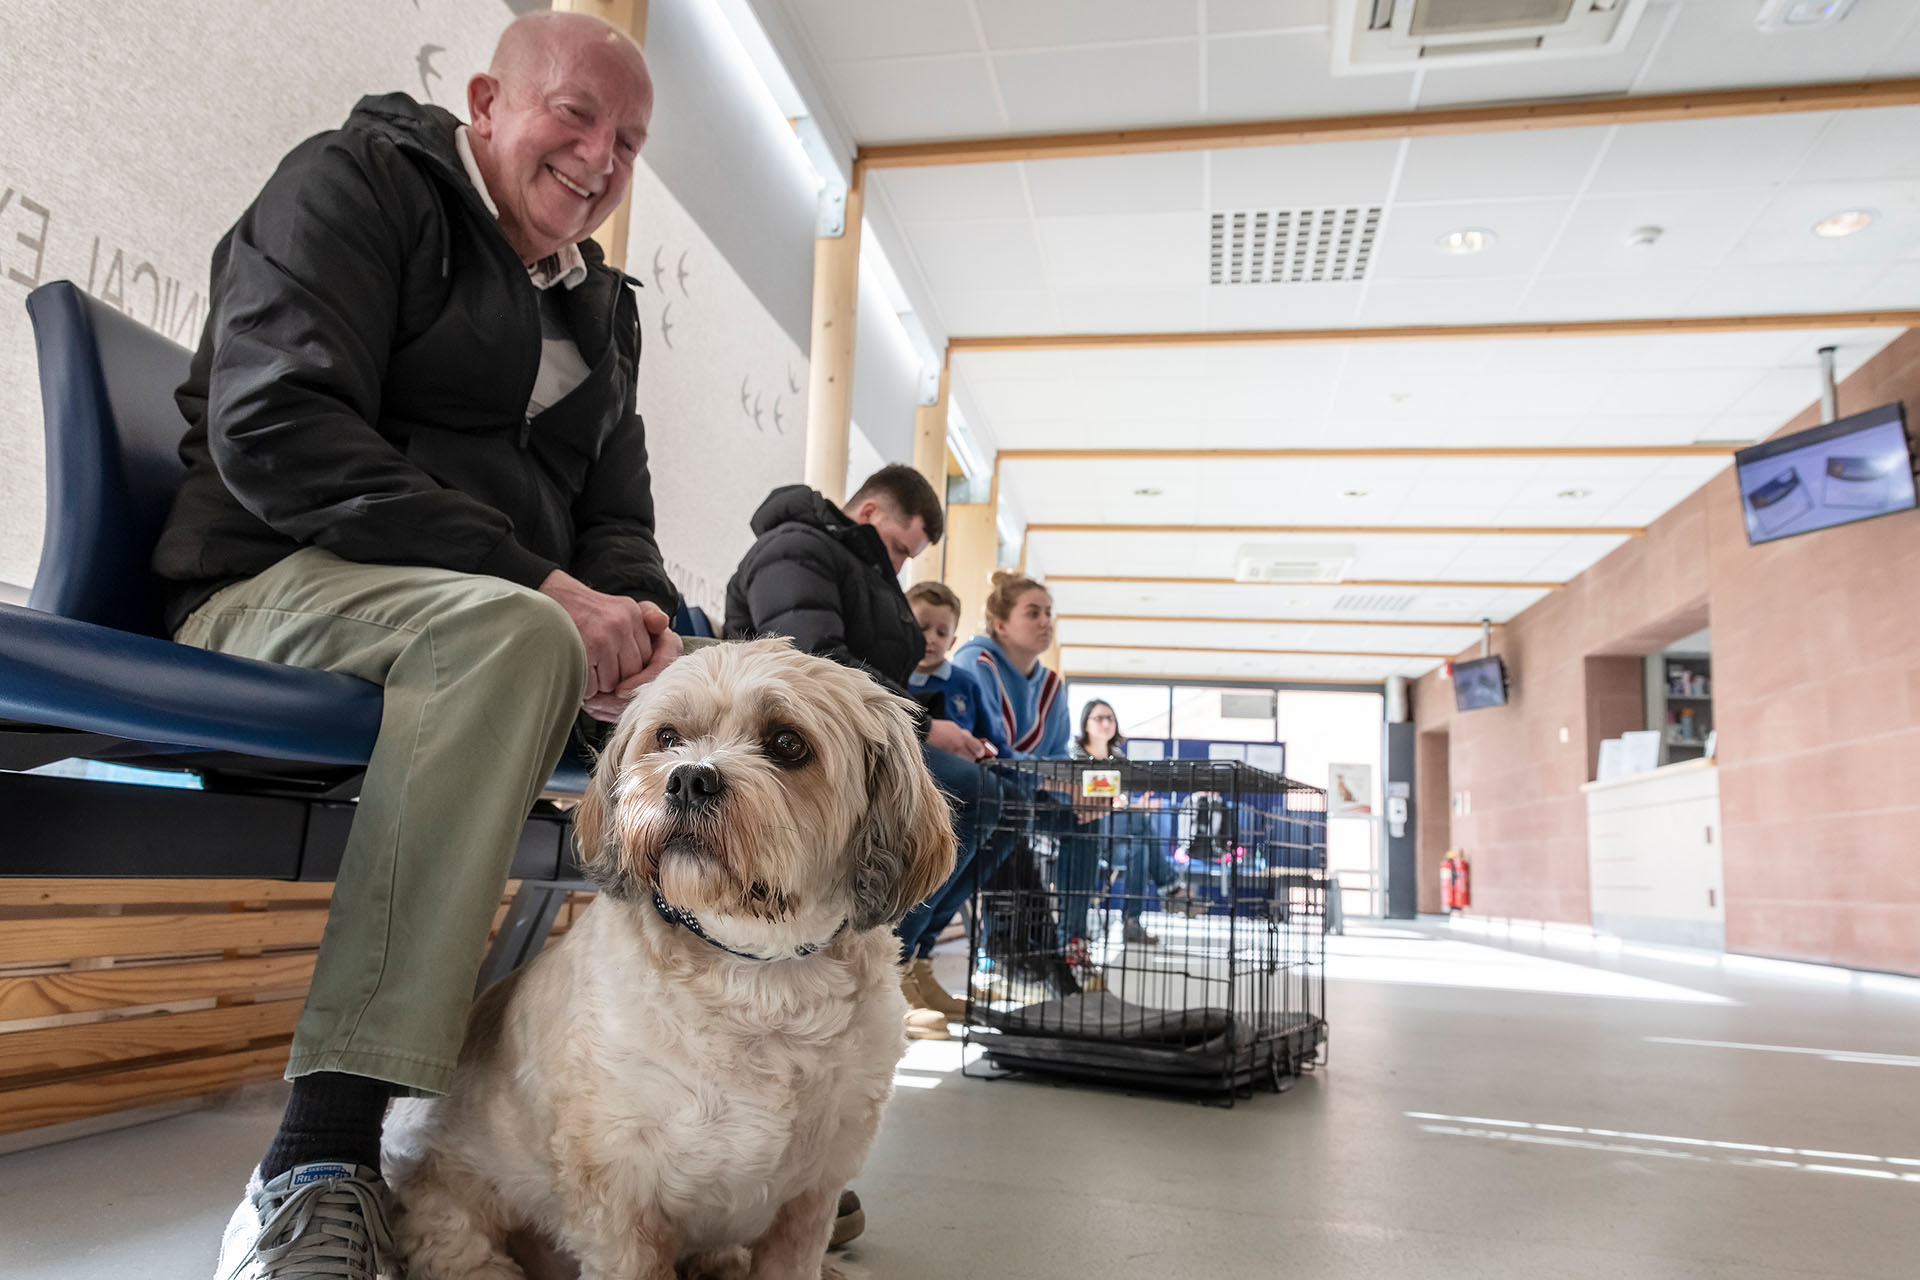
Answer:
top-left (0, 1001), bottom-right (302, 1081)
top-left (0, 910), bottom-right (329, 966)
top-left (0, 1045), bottom-right (290, 1136)
top-left (0, 953), bottom-right (318, 1021)
top-left (0, 880), bottom-right (334, 907)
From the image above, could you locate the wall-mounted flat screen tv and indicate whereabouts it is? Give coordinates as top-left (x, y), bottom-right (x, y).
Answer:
top-left (1734, 401), bottom-right (1916, 545)
top-left (1453, 655), bottom-right (1508, 712)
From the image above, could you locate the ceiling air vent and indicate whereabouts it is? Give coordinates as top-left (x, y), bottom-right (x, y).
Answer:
top-left (1234, 543), bottom-right (1355, 584)
top-left (1333, 0), bottom-right (1647, 73)
top-left (1210, 207), bottom-right (1381, 286)
top-left (1333, 592), bottom-right (1417, 613)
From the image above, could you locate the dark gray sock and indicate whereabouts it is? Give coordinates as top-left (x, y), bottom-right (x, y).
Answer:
top-left (260, 1072), bottom-right (394, 1182)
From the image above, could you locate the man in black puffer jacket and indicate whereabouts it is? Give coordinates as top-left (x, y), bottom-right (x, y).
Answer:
top-left (727, 465), bottom-right (1003, 1043)
top-left (166, 15), bottom-right (692, 1278)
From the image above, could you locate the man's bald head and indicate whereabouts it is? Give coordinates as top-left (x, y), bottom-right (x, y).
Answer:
top-left (467, 10), bottom-right (653, 265)
top-left (490, 11), bottom-right (648, 99)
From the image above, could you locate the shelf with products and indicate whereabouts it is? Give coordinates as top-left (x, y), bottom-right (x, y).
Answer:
top-left (1658, 655), bottom-right (1713, 764)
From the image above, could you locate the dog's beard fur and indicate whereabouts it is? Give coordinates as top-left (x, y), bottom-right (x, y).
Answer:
top-left (386, 639), bottom-right (956, 1280)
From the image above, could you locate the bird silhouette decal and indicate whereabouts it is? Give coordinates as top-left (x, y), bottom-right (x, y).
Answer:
top-left (659, 301), bottom-right (675, 349)
top-left (752, 392), bottom-right (764, 431)
top-left (676, 250), bottom-right (692, 296)
top-left (772, 397), bottom-right (786, 434)
top-left (650, 246), bottom-right (667, 293)
top-left (786, 366), bottom-right (800, 395)
top-left (416, 45), bottom-right (445, 102)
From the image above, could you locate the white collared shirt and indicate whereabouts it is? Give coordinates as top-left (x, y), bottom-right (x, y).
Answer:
top-left (455, 127), bottom-right (588, 291)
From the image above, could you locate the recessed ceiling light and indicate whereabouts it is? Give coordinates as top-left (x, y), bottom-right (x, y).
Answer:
top-left (1341, 489), bottom-right (1369, 499)
top-left (1626, 225), bottom-right (1663, 248)
top-left (1558, 488), bottom-right (1593, 500)
top-left (1132, 487), bottom-right (1164, 497)
top-left (1812, 209), bottom-right (1875, 238)
top-left (1386, 391), bottom-right (1413, 405)
top-left (1436, 228), bottom-right (1494, 255)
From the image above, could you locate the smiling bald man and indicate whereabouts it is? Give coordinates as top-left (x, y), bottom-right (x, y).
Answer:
top-left (153, 16), bottom-right (692, 1279)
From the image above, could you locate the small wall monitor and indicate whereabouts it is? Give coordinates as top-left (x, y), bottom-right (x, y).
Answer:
top-left (1734, 401), bottom-right (1916, 545)
top-left (1452, 655), bottom-right (1508, 712)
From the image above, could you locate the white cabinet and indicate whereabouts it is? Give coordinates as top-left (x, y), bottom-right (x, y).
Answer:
top-left (1583, 758), bottom-right (1724, 950)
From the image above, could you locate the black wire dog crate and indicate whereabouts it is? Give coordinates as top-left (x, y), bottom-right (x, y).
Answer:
top-left (964, 758), bottom-right (1328, 1100)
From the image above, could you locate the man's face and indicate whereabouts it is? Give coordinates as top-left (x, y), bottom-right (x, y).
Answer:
top-left (468, 38), bottom-right (652, 264)
top-left (911, 601), bottom-right (958, 672)
top-left (855, 500), bottom-right (930, 573)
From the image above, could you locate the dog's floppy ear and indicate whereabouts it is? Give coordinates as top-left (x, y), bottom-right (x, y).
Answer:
top-left (574, 711), bottom-right (646, 899)
top-left (847, 691), bottom-right (959, 932)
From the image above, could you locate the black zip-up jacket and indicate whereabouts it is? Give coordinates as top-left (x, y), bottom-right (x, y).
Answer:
top-left (153, 93), bottom-right (678, 633)
top-left (724, 485), bottom-right (929, 731)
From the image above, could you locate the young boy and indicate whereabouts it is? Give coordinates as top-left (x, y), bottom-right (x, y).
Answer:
top-left (905, 581), bottom-right (991, 748)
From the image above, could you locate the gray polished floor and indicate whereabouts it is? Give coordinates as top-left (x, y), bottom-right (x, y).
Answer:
top-left (4, 919), bottom-right (1917, 1279)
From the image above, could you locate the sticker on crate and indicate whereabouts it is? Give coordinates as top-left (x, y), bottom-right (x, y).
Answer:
top-left (1080, 769), bottom-right (1123, 799)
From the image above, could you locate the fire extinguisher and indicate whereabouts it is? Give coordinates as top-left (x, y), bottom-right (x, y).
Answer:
top-left (1440, 854), bottom-right (1457, 911)
top-left (1454, 853), bottom-right (1471, 910)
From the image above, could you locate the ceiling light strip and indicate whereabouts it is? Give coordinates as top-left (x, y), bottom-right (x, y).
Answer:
top-left (1061, 614), bottom-right (1493, 629)
top-left (948, 309), bottom-right (1920, 353)
top-left (997, 445), bottom-right (1737, 461)
top-left (1064, 643), bottom-right (1459, 659)
top-left (858, 78), bottom-right (1920, 169)
top-left (1045, 574), bottom-right (1565, 589)
top-left (1027, 522), bottom-right (1643, 537)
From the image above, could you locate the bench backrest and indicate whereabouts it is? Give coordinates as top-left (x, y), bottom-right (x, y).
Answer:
top-left (26, 281), bottom-right (193, 637)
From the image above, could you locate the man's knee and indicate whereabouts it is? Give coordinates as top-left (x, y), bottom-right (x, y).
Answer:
top-left (434, 587), bottom-right (587, 707)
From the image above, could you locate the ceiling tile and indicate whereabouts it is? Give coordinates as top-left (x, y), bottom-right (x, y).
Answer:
top-left (1206, 31), bottom-right (1416, 118)
top-left (1514, 271), bottom-right (1712, 322)
top-left (1206, 139), bottom-right (1403, 208)
top-left (1203, 282), bottom-right (1367, 328)
top-left (1794, 108), bottom-right (1920, 185)
top-left (1396, 128), bottom-right (1612, 203)
top-left (906, 220), bottom-right (1048, 293)
top-left (1053, 288), bottom-right (1209, 332)
top-left (1354, 277), bottom-right (1532, 324)
top-left (993, 42), bottom-right (1201, 133)
top-left (1537, 190), bottom-right (1772, 277)
top-left (1023, 152), bottom-right (1208, 216)
top-left (1367, 199), bottom-right (1570, 280)
top-left (827, 55), bottom-right (1004, 142)
top-left (932, 289), bottom-right (1057, 336)
top-left (1206, 1), bottom-right (1331, 35)
top-left (1036, 212), bottom-right (1211, 289)
top-left (794, 0), bottom-right (981, 61)
top-left (1683, 262), bottom-right (1883, 316)
top-left (1725, 181), bottom-right (1920, 268)
top-left (975, 0), bottom-right (1196, 49)
top-left (871, 164), bottom-right (1030, 223)
top-left (1585, 115), bottom-right (1833, 195)
top-left (1634, 1), bottom-right (1920, 93)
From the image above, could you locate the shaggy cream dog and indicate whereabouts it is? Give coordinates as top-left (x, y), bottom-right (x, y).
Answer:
top-left (384, 640), bottom-right (956, 1279)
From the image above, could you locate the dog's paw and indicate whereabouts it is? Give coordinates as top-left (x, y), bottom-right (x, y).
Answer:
top-left (819, 1259), bottom-right (868, 1280)
top-left (676, 1246), bottom-right (750, 1280)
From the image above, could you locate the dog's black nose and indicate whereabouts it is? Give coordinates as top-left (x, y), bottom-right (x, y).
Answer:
top-left (664, 761), bottom-right (725, 810)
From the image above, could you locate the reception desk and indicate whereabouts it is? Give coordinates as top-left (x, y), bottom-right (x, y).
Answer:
top-left (1582, 757), bottom-right (1725, 950)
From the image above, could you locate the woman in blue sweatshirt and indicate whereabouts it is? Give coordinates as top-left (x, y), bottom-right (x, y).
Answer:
top-left (952, 571), bottom-right (1069, 759)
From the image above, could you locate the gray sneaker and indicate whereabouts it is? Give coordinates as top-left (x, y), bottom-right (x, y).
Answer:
top-left (215, 1162), bottom-right (394, 1280)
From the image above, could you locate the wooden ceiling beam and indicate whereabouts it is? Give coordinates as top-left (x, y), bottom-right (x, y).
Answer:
top-left (860, 77), bottom-right (1920, 169)
top-left (1044, 574), bottom-right (1564, 590)
top-left (1028, 522), bottom-right (1641, 537)
top-left (949, 309), bottom-right (1920, 354)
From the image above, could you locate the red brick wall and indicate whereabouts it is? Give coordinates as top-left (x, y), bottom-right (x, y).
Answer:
top-left (1414, 330), bottom-right (1920, 975)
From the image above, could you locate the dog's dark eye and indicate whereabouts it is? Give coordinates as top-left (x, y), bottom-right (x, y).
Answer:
top-left (766, 729), bottom-right (810, 765)
top-left (655, 726), bottom-right (681, 750)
